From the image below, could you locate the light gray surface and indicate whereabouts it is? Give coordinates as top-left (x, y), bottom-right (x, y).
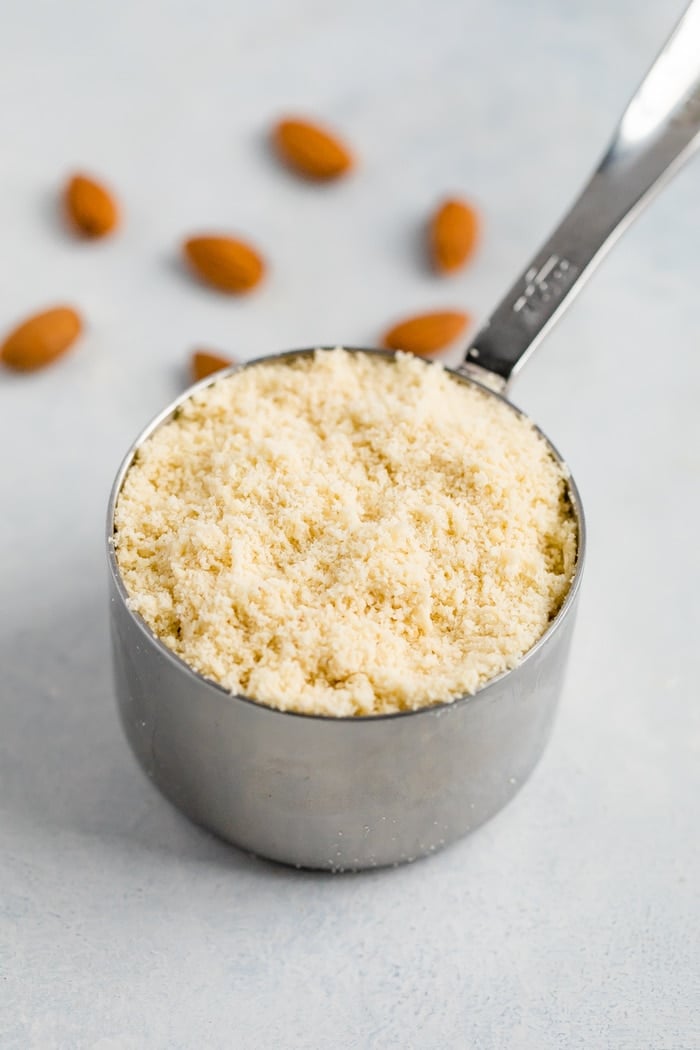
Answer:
top-left (1, 0), bottom-right (698, 1047)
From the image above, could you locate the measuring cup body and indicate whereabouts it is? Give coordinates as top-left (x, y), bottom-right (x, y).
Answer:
top-left (107, 354), bottom-right (585, 870)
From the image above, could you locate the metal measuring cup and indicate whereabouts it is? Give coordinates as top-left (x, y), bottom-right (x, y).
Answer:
top-left (107, 3), bottom-right (700, 870)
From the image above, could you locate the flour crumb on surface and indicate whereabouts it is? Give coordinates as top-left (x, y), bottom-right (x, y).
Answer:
top-left (114, 348), bottom-right (577, 716)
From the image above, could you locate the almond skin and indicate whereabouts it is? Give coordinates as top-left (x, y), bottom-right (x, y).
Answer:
top-left (183, 235), bottom-right (265, 294)
top-left (64, 173), bottom-right (119, 238)
top-left (430, 198), bottom-right (479, 273)
top-left (382, 311), bottom-right (470, 356)
top-left (1, 306), bottom-right (83, 372)
top-left (191, 349), bottom-right (234, 382)
top-left (272, 118), bottom-right (353, 181)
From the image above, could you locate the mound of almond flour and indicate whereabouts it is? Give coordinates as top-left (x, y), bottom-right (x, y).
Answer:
top-left (114, 349), bottom-right (576, 716)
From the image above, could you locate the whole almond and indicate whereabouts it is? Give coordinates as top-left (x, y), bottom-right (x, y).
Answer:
top-left (1, 306), bottom-right (83, 372)
top-left (272, 117), bottom-right (353, 181)
top-left (183, 235), bottom-right (265, 293)
top-left (430, 198), bottom-right (479, 273)
top-left (191, 349), bottom-right (234, 382)
top-left (64, 173), bottom-right (119, 238)
top-left (382, 311), bottom-right (470, 356)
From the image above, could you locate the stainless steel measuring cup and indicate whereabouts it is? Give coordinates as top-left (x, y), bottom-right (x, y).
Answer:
top-left (107, 2), bottom-right (700, 870)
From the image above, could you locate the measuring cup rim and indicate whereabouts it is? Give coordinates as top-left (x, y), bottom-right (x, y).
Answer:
top-left (106, 345), bottom-right (586, 724)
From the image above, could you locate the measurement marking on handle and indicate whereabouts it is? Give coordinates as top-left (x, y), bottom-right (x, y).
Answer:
top-left (512, 255), bottom-right (579, 327)
top-left (671, 84), bottom-right (700, 128)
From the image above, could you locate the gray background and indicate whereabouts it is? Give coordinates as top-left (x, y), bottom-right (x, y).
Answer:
top-left (1, 0), bottom-right (698, 1047)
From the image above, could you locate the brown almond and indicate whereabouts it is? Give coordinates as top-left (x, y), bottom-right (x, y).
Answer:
top-left (1, 306), bottom-right (83, 372)
top-left (382, 310), bottom-right (470, 356)
top-left (430, 198), bottom-right (479, 273)
top-left (183, 235), bottom-right (265, 294)
top-left (191, 349), bottom-right (234, 382)
top-left (64, 173), bottom-right (119, 238)
top-left (272, 117), bottom-right (353, 181)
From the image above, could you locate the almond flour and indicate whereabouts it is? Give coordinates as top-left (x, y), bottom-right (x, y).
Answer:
top-left (114, 349), bottom-right (577, 716)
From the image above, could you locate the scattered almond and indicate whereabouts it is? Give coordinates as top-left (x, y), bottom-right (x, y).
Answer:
top-left (191, 349), bottom-right (235, 382)
top-left (430, 198), bottom-right (479, 273)
top-left (183, 235), bottom-right (265, 294)
top-left (272, 117), bottom-right (353, 181)
top-left (64, 173), bottom-right (119, 238)
top-left (382, 310), bottom-right (470, 356)
top-left (1, 306), bottom-right (83, 372)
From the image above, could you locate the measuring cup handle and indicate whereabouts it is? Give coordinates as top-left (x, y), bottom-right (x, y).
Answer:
top-left (460, 0), bottom-right (700, 394)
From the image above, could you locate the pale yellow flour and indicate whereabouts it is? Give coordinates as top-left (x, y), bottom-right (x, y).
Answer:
top-left (114, 349), bottom-right (577, 716)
